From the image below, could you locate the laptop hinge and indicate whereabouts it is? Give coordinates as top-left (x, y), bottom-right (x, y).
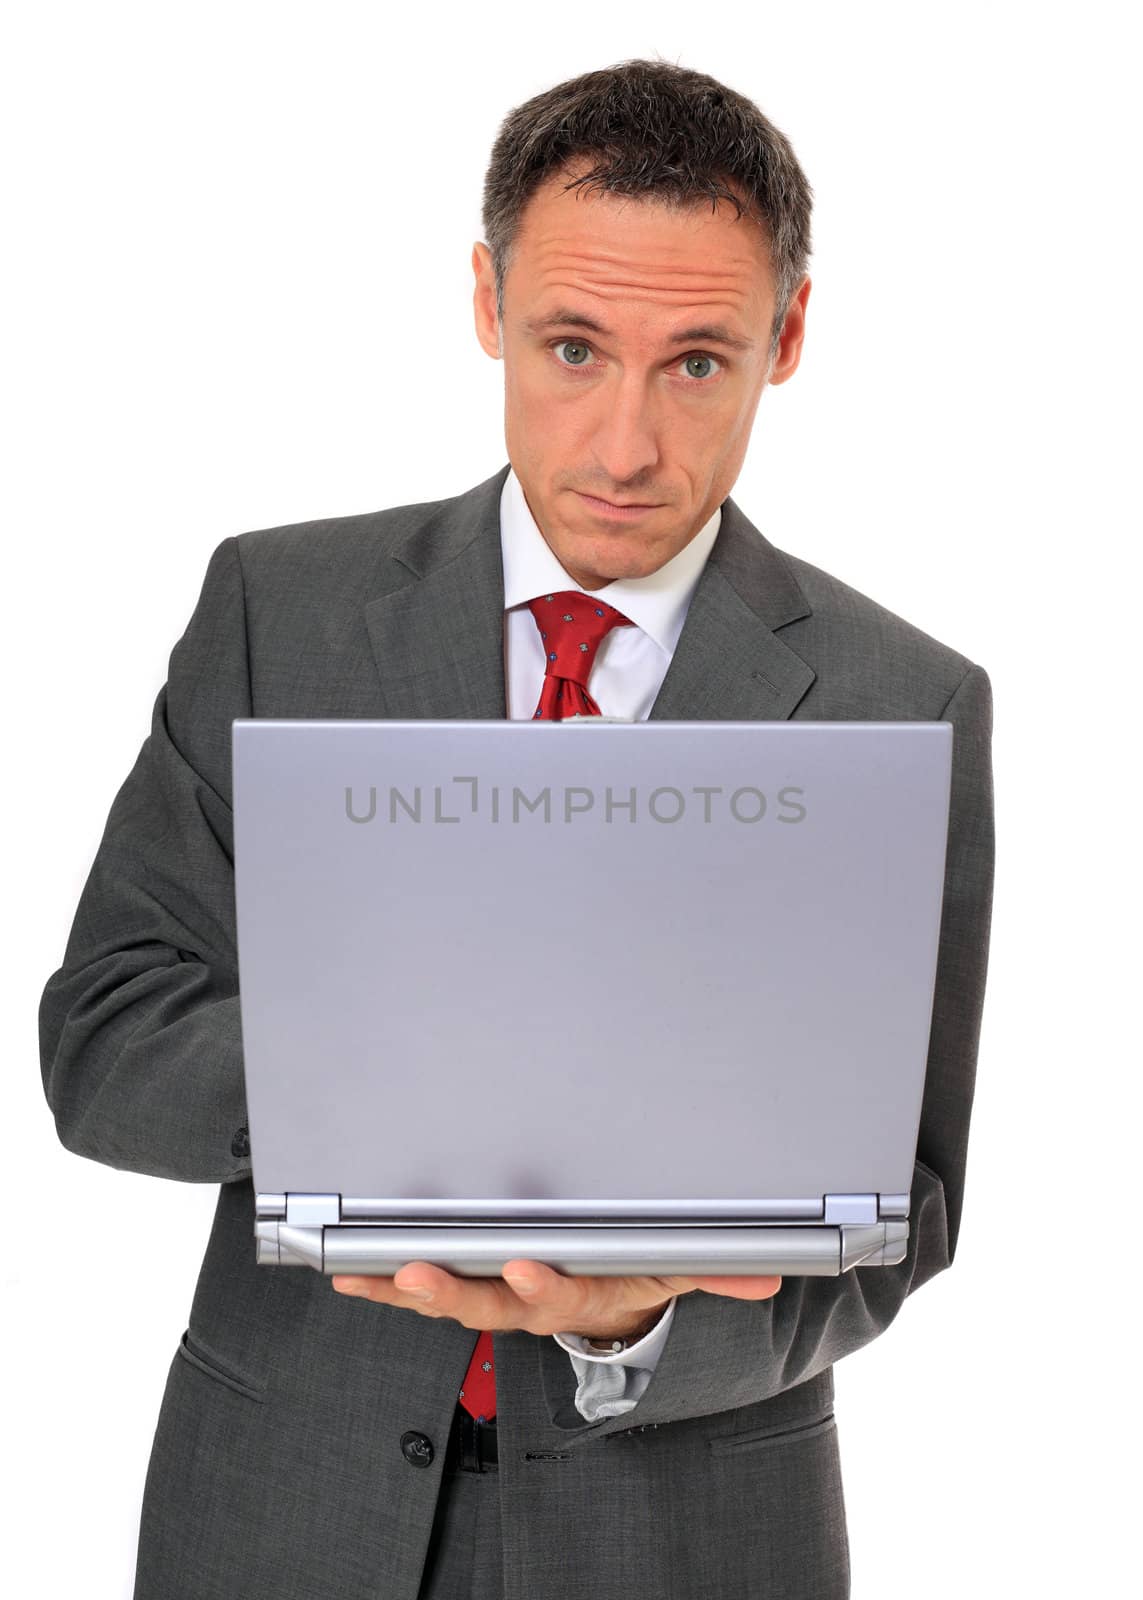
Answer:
top-left (256, 1193), bottom-right (287, 1221)
top-left (285, 1193), bottom-right (342, 1226)
top-left (878, 1193), bottom-right (910, 1218)
top-left (823, 1193), bottom-right (878, 1224)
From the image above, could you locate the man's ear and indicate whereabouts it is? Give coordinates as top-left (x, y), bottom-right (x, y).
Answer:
top-left (767, 276), bottom-right (812, 387)
top-left (472, 242), bottom-right (502, 360)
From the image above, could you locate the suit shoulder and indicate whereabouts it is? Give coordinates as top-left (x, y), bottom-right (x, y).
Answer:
top-left (229, 490), bottom-right (451, 580)
top-left (778, 548), bottom-right (983, 712)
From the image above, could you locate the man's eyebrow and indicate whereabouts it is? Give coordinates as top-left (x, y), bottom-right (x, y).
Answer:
top-left (522, 308), bottom-right (756, 352)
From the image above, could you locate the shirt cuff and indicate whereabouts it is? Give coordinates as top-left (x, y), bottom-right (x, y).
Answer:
top-left (553, 1299), bottom-right (678, 1422)
top-left (553, 1296), bottom-right (677, 1366)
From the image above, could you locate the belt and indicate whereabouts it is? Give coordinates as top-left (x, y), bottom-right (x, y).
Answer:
top-left (443, 1399), bottom-right (499, 1473)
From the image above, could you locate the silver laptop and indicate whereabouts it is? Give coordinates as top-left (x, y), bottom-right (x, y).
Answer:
top-left (232, 719), bottom-right (952, 1278)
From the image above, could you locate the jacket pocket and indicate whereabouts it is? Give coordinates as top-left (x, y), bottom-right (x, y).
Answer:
top-left (175, 1329), bottom-right (266, 1402)
top-left (707, 1409), bottom-right (836, 1456)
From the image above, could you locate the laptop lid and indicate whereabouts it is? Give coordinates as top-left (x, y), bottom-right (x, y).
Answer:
top-left (232, 720), bottom-right (952, 1227)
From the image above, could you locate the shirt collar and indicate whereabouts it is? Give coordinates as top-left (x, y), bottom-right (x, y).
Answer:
top-left (499, 466), bottom-right (722, 656)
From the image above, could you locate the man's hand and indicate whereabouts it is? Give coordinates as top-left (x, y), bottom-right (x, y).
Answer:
top-left (331, 1258), bottom-right (781, 1342)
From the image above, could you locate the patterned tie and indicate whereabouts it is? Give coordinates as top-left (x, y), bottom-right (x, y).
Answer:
top-left (455, 588), bottom-right (636, 1423)
top-left (527, 590), bottom-right (636, 720)
top-left (457, 1329), bottom-right (497, 1424)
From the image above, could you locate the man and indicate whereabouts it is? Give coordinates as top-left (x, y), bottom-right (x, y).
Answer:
top-left (39, 58), bottom-right (994, 1600)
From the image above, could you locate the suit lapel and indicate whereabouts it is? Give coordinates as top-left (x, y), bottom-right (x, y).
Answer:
top-left (364, 466), bottom-right (510, 719)
top-left (364, 464), bottom-right (816, 721)
top-left (649, 494), bottom-right (816, 720)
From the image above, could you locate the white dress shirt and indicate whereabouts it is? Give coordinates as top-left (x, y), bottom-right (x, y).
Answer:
top-left (498, 465), bottom-right (722, 1421)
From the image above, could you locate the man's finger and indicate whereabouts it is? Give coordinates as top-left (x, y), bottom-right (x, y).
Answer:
top-left (398, 1263), bottom-right (520, 1328)
top-left (331, 1264), bottom-right (464, 1302)
top-left (333, 1264), bottom-right (529, 1326)
top-left (687, 1274), bottom-right (782, 1299)
top-left (331, 1273), bottom-right (432, 1308)
top-left (499, 1258), bottom-right (610, 1327)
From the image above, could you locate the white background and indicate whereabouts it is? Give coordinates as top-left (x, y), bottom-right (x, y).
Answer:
top-left (5, 1), bottom-right (1139, 1593)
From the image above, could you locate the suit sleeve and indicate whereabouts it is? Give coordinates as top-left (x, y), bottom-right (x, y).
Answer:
top-left (537, 662), bottom-right (996, 1437)
top-left (39, 536), bottom-right (254, 1184)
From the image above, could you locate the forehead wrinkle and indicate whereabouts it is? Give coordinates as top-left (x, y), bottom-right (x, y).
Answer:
top-left (530, 273), bottom-right (759, 320)
top-left (521, 251), bottom-right (771, 324)
top-left (531, 297), bottom-right (757, 341)
top-left (529, 240), bottom-right (760, 284)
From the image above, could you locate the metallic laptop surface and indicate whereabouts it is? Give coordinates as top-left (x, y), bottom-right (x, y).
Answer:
top-left (232, 720), bottom-right (952, 1277)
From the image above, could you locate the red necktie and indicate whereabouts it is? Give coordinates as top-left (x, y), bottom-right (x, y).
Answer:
top-left (527, 590), bottom-right (636, 721)
top-left (455, 588), bottom-right (636, 1423)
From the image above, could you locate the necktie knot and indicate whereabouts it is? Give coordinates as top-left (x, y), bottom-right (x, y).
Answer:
top-left (527, 590), bottom-right (634, 718)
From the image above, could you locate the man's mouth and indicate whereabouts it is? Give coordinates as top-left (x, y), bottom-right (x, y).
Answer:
top-left (572, 491), bottom-right (662, 521)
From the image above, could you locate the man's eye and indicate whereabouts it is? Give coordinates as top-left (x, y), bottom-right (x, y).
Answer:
top-left (679, 353), bottom-right (721, 380)
top-left (551, 342), bottom-right (722, 379)
top-left (553, 340), bottom-right (593, 366)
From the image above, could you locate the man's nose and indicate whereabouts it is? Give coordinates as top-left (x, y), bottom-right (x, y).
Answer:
top-left (588, 373), bottom-right (661, 486)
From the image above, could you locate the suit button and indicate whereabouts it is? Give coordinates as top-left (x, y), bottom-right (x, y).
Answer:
top-left (230, 1126), bottom-right (250, 1158)
top-left (401, 1431), bottom-right (434, 1468)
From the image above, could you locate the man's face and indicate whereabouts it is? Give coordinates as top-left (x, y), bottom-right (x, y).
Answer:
top-left (472, 170), bottom-right (810, 591)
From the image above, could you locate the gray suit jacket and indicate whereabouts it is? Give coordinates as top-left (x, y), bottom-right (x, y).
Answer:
top-left (39, 463), bottom-right (994, 1600)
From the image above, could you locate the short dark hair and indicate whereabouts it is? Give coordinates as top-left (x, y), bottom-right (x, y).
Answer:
top-left (481, 58), bottom-right (813, 359)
